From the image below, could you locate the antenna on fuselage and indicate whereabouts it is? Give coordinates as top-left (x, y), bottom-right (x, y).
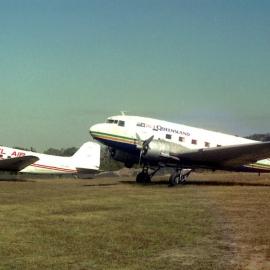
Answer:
top-left (120, 111), bottom-right (127, 116)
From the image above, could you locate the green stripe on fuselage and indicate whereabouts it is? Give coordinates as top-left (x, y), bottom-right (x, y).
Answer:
top-left (91, 131), bottom-right (135, 142)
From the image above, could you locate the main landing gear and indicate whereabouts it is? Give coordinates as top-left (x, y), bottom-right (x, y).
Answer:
top-left (168, 169), bottom-right (192, 186)
top-left (136, 166), bottom-right (160, 184)
top-left (136, 166), bottom-right (192, 186)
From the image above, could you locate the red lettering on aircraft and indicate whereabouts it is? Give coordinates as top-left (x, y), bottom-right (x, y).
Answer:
top-left (10, 151), bottom-right (25, 157)
top-left (0, 148), bottom-right (25, 157)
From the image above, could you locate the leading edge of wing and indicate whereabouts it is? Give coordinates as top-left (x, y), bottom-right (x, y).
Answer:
top-left (0, 156), bottom-right (39, 172)
top-left (173, 141), bottom-right (270, 169)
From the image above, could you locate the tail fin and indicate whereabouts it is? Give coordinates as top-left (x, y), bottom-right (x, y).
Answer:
top-left (72, 142), bottom-right (100, 172)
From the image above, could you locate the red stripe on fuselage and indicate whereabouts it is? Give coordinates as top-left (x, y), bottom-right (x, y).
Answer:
top-left (31, 163), bottom-right (77, 173)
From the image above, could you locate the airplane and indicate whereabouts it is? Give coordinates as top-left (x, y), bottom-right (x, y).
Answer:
top-left (0, 142), bottom-right (100, 174)
top-left (89, 114), bottom-right (270, 186)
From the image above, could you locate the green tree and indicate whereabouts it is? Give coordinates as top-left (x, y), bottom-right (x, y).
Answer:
top-left (13, 146), bottom-right (37, 152)
top-left (100, 147), bottom-right (124, 171)
top-left (246, 133), bottom-right (270, 142)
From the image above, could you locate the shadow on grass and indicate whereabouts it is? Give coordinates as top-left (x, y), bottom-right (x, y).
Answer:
top-left (120, 180), bottom-right (270, 187)
top-left (120, 180), bottom-right (169, 186)
top-left (0, 178), bottom-right (35, 182)
top-left (0, 173), bottom-right (38, 182)
top-left (186, 180), bottom-right (270, 187)
top-left (83, 183), bottom-right (120, 187)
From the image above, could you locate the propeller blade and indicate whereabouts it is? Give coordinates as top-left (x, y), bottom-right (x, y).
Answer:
top-left (136, 134), bottom-right (154, 166)
top-left (136, 133), bottom-right (143, 149)
top-left (143, 135), bottom-right (154, 148)
top-left (139, 150), bottom-right (143, 166)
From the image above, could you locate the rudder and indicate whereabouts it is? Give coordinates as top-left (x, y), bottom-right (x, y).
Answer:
top-left (72, 142), bottom-right (100, 172)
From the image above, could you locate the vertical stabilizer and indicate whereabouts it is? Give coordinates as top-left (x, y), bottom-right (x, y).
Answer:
top-left (72, 142), bottom-right (100, 172)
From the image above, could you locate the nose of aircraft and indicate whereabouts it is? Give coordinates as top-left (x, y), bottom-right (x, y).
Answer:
top-left (89, 123), bottom-right (104, 139)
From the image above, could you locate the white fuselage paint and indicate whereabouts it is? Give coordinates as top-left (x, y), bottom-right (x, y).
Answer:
top-left (90, 115), bottom-right (270, 171)
top-left (0, 141), bottom-right (100, 174)
top-left (0, 146), bottom-right (77, 173)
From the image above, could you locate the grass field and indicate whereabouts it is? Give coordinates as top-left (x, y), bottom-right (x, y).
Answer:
top-left (0, 172), bottom-right (269, 270)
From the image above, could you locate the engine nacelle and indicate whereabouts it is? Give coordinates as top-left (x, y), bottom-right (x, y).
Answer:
top-left (142, 139), bottom-right (185, 160)
top-left (109, 148), bottom-right (137, 168)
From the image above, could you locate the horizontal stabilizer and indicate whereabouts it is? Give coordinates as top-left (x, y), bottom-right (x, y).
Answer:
top-left (0, 156), bottom-right (39, 172)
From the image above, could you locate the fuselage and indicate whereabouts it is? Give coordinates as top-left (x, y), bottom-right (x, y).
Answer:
top-left (90, 115), bottom-right (270, 172)
top-left (0, 146), bottom-right (77, 174)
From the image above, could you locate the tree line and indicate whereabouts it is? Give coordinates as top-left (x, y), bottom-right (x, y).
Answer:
top-left (245, 133), bottom-right (270, 142)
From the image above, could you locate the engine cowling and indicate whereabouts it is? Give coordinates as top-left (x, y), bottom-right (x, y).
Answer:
top-left (109, 148), bottom-right (137, 167)
top-left (142, 139), bottom-right (186, 160)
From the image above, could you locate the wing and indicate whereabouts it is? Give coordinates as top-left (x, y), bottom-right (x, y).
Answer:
top-left (0, 156), bottom-right (39, 172)
top-left (169, 141), bottom-right (270, 169)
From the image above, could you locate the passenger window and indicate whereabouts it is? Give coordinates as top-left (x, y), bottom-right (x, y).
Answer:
top-left (205, 142), bottom-right (210, 147)
top-left (179, 137), bottom-right (185, 142)
top-left (166, 134), bottom-right (172, 140)
top-left (217, 144), bottom-right (221, 147)
top-left (118, 121), bottom-right (125, 127)
top-left (192, 139), bottom-right (197, 145)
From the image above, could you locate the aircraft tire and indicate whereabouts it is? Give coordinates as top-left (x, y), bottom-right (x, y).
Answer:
top-left (169, 172), bottom-right (180, 186)
top-left (136, 172), bottom-right (151, 184)
top-left (143, 173), bottom-right (151, 184)
top-left (136, 172), bottom-right (144, 183)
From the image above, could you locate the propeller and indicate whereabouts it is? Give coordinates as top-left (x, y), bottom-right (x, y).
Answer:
top-left (136, 133), bottom-right (154, 166)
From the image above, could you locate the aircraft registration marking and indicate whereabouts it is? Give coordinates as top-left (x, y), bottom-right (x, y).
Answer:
top-left (0, 148), bottom-right (25, 157)
top-left (137, 122), bottom-right (190, 136)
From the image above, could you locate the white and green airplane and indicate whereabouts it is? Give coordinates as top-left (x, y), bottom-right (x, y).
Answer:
top-left (90, 114), bottom-right (270, 186)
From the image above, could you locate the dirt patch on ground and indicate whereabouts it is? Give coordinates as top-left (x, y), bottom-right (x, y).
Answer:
top-left (190, 172), bottom-right (270, 269)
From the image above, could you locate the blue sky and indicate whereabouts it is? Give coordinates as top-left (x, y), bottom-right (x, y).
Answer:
top-left (0, 0), bottom-right (269, 150)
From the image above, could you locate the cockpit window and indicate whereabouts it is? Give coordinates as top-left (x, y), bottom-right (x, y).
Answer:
top-left (118, 120), bottom-right (125, 127)
top-left (106, 119), bottom-right (114, 124)
top-left (106, 119), bottom-right (119, 124)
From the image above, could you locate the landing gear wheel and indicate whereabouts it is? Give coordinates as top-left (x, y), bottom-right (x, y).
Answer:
top-left (136, 172), bottom-right (151, 184)
top-left (169, 171), bottom-right (180, 186)
top-left (136, 172), bottom-right (144, 183)
top-left (143, 173), bottom-right (151, 183)
top-left (179, 175), bottom-right (186, 184)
